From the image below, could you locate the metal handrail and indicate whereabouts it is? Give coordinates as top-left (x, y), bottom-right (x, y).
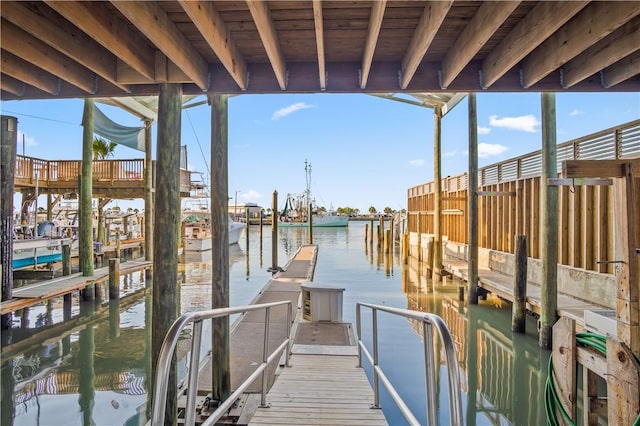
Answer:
top-left (356, 302), bottom-right (464, 426)
top-left (151, 300), bottom-right (292, 426)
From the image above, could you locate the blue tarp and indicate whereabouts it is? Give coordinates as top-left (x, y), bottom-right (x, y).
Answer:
top-left (93, 106), bottom-right (145, 152)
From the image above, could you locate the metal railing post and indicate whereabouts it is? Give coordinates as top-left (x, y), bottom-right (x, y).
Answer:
top-left (285, 304), bottom-right (292, 368)
top-left (260, 307), bottom-right (271, 408)
top-left (423, 322), bottom-right (437, 426)
top-left (372, 308), bottom-right (380, 409)
top-left (185, 319), bottom-right (203, 426)
top-left (356, 304), bottom-right (362, 367)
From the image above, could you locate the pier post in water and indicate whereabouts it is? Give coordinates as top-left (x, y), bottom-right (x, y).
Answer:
top-left (62, 243), bottom-right (71, 276)
top-left (364, 223), bottom-right (369, 243)
top-left (245, 208), bottom-right (250, 251)
top-left (144, 119), bottom-right (153, 262)
top-left (468, 93), bottom-right (480, 304)
top-left (402, 233), bottom-right (409, 264)
top-left (272, 190), bottom-right (278, 270)
top-left (512, 235), bottom-right (527, 333)
top-left (1, 115), bottom-right (17, 329)
top-left (432, 105), bottom-right (443, 283)
top-left (109, 258), bottom-right (120, 300)
top-left (80, 99), bottom-right (95, 300)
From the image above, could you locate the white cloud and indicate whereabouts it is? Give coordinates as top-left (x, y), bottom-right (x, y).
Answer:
top-left (239, 189), bottom-right (263, 200)
top-left (569, 109), bottom-right (584, 116)
top-left (409, 159), bottom-right (424, 167)
top-left (489, 114), bottom-right (540, 132)
top-left (478, 142), bottom-right (508, 158)
top-left (271, 102), bottom-right (314, 120)
top-left (478, 126), bottom-right (491, 135)
top-left (443, 150), bottom-right (458, 157)
top-left (17, 130), bottom-right (38, 147)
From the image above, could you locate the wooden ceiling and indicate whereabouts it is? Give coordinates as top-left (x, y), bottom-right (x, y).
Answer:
top-left (1, 1), bottom-right (639, 100)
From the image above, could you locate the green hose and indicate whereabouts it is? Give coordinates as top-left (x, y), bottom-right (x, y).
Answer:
top-left (545, 331), bottom-right (640, 426)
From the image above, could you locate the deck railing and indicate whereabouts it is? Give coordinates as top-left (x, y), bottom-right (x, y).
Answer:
top-left (151, 301), bottom-right (293, 426)
top-left (14, 155), bottom-right (193, 191)
top-left (356, 302), bottom-right (464, 426)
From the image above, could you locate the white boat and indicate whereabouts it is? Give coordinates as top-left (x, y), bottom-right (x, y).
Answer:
top-left (183, 214), bottom-right (246, 251)
top-left (279, 160), bottom-right (348, 228)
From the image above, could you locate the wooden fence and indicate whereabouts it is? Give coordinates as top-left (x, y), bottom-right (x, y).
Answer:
top-left (407, 119), bottom-right (640, 275)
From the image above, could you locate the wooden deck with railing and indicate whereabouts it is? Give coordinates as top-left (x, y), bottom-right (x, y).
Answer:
top-left (14, 156), bottom-right (192, 198)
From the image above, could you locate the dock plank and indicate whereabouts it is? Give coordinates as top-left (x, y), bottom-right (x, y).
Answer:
top-left (249, 354), bottom-right (387, 425)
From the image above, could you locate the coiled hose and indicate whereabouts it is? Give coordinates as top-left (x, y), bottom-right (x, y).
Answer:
top-left (545, 332), bottom-right (640, 426)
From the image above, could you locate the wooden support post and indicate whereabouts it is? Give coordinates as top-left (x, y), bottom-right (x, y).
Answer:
top-left (369, 219), bottom-right (374, 246)
top-left (46, 193), bottom-right (52, 221)
top-left (376, 225), bottom-right (381, 248)
top-left (512, 235), bottom-right (527, 333)
top-left (259, 210), bottom-right (263, 244)
top-left (123, 216), bottom-right (129, 240)
top-left (416, 214), bottom-right (422, 261)
top-left (109, 258), bottom-right (120, 300)
top-left (402, 233), bottom-right (409, 264)
top-left (209, 93), bottom-right (231, 402)
top-left (1, 115), bottom-right (17, 329)
top-left (144, 119), bottom-right (153, 262)
top-left (552, 317), bottom-right (577, 423)
top-left (116, 230), bottom-right (121, 259)
top-left (80, 100), bottom-right (94, 301)
top-left (384, 229), bottom-right (391, 254)
top-left (62, 243), bottom-right (71, 276)
top-left (614, 163), bottom-right (640, 356)
top-left (606, 337), bottom-right (640, 424)
top-left (427, 237), bottom-right (435, 276)
top-left (152, 83), bottom-right (182, 424)
top-left (365, 223), bottom-right (369, 243)
top-left (433, 106), bottom-right (443, 283)
top-left (245, 208), bottom-right (250, 250)
top-left (468, 93), bottom-right (479, 304)
top-left (272, 190), bottom-right (278, 270)
top-left (540, 92), bottom-right (558, 350)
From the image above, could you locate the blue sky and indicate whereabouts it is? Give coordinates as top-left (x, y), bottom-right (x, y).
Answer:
top-left (2, 92), bottom-right (638, 213)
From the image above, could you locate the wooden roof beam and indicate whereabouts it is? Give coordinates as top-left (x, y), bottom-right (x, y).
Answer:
top-left (481, 1), bottom-right (588, 89)
top-left (522, 1), bottom-right (640, 88)
top-left (312, 0), bottom-right (326, 91)
top-left (111, 1), bottom-right (210, 91)
top-left (1, 51), bottom-right (60, 95)
top-left (246, 0), bottom-right (287, 90)
top-left (602, 50), bottom-right (640, 88)
top-left (179, 0), bottom-right (248, 90)
top-left (360, 0), bottom-right (386, 90)
top-left (0, 2), bottom-right (127, 92)
top-left (440, 1), bottom-right (520, 89)
top-left (1, 19), bottom-right (97, 94)
top-left (562, 160), bottom-right (640, 179)
top-left (45, 1), bottom-right (156, 81)
top-left (400, 1), bottom-right (452, 90)
top-left (0, 74), bottom-right (26, 97)
top-left (562, 17), bottom-right (640, 88)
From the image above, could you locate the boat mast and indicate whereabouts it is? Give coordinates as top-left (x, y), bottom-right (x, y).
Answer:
top-left (305, 159), bottom-right (312, 217)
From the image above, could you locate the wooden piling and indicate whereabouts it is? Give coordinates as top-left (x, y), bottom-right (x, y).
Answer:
top-left (427, 236), bottom-right (435, 276)
top-left (468, 93), bottom-right (479, 304)
top-left (153, 83), bottom-right (182, 424)
top-left (512, 235), bottom-right (527, 333)
top-left (245, 208), bottom-right (250, 250)
top-left (365, 224), bottom-right (369, 243)
top-left (376, 225), bottom-right (381, 248)
top-left (432, 106), bottom-right (443, 283)
top-left (144, 119), bottom-right (153, 262)
top-left (209, 93), bottom-right (231, 402)
top-left (115, 230), bottom-right (121, 259)
top-left (402, 233), bottom-right (409, 264)
top-left (1, 115), bottom-right (17, 328)
top-left (272, 190), bottom-right (279, 270)
top-left (109, 258), bottom-right (120, 300)
top-left (384, 229), bottom-right (391, 254)
top-left (62, 243), bottom-right (71, 276)
top-left (540, 92), bottom-right (559, 349)
top-left (80, 100), bottom-right (94, 301)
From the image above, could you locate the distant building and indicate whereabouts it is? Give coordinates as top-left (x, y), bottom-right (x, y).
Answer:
top-left (228, 202), bottom-right (263, 220)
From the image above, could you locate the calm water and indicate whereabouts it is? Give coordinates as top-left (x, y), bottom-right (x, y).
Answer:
top-left (1, 222), bottom-right (549, 425)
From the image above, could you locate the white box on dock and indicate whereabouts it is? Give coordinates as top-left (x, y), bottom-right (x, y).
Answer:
top-left (301, 282), bottom-right (344, 322)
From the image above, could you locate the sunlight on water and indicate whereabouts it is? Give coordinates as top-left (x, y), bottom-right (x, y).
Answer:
top-left (1, 222), bottom-right (549, 425)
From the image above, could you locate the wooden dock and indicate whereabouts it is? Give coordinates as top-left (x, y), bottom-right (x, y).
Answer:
top-left (188, 244), bottom-right (387, 425)
top-left (1, 259), bottom-right (152, 315)
top-left (441, 257), bottom-right (608, 326)
top-left (249, 350), bottom-right (387, 426)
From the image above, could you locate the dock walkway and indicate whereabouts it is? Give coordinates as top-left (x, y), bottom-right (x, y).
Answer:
top-left (441, 257), bottom-right (608, 326)
top-left (1, 259), bottom-right (152, 315)
top-left (192, 245), bottom-right (387, 425)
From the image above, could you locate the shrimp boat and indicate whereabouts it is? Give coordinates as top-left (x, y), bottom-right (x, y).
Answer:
top-left (279, 160), bottom-right (348, 228)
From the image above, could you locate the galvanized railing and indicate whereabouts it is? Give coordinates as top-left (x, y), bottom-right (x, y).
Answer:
top-left (151, 301), bottom-right (292, 426)
top-left (356, 302), bottom-right (464, 426)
